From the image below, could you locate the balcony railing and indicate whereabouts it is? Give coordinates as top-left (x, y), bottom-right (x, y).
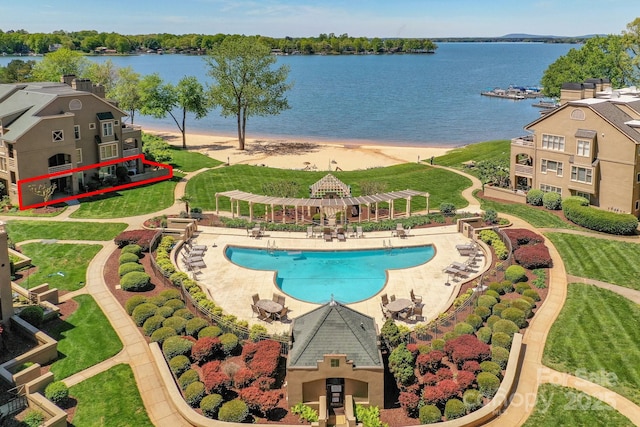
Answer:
top-left (511, 135), bottom-right (535, 147)
top-left (514, 164), bottom-right (533, 176)
top-left (122, 124), bottom-right (142, 134)
top-left (123, 147), bottom-right (140, 157)
top-left (48, 163), bottom-right (73, 175)
top-left (8, 158), bottom-right (15, 168)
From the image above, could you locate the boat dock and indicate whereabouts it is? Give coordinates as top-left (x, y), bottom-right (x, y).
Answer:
top-left (481, 85), bottom-right (543, 100)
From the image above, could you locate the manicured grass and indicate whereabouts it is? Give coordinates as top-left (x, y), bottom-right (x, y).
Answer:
top-left (70, 178), bottom-right (179, 219)
top-left (69, 364), bottom-right (153, 427)
top-left (543, 284), bottom-right (640, 405)
top-left (18, 243), bottom-right (101, 291)
top-left (48, 294), bottom-right (123, 380)
top-left (545, 233), bottom-right (640, 290)
top-left (477, 191), bottom-right (574, 229)
top-left (168, 145), bottom-right (223, 172)
top-left (522, 383), bottom-right (634, 427)
top-left (6, 220), bottom-right (127, 242)
top-left (1, 206), bottom-right (67, 217)
top-left (188, 163), bottom-right (472, 214)
top-left (434, 139), bottom-right (511, 177)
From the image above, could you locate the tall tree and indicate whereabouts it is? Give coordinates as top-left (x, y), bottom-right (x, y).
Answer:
top-left (84, 59), bottom-right (118, 93)
top-left (109, 67), bottom-right (142, 124)
top-left (32, 47), bottom-right (89, 82)
top-left (0, 59), bottom-right (35, 83)
top-left (623, 17), bottom-right (640, 83)
top-left (205, 36), bottom-right (292, 150)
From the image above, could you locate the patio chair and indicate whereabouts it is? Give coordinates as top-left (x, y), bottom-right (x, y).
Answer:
top-left (390, 294), bottom-right (396, 302)
top-left (323, 227), bottom-right (332, 242)
top-left (381, 293), bottom-right (389, 306)
top-left (252, 293), bottom-right (260, 304)
top-left (411, 304), bottom-right (425, 322)
top-left (251, 304), bottom-right (261, 318)
top-left (410, 289), bottom-right (422, 305)
top-left (276, 294), bottom-right (286, 306)
top-left (356, 226), bottom-right (364, 238)
top-left (275, 306), bottom-right (289, 321)
top-left (258, 307), bottom-right (273, 323)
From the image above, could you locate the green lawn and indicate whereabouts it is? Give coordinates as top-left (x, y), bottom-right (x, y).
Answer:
top-left (522, 383), bottom-right (634, 427)
top-left (48, 294), bottom-right (122, 380)
top-left (187, 163), bottom-right (472, 214)
top-left (2, 206), bottom-right (67, 217)
top-left (168, 145), bottom-right (223, 172)
top-left (477, 192), bottom-right (575, 229)
top-left (6, 221), bottom-right (127, 243)
top-left (545, 232), bottom-right (640, 290)
top-left (18, 243), bottom-right (101, 291)
top-left (434, 139), bottom-right (511, 177)
top-left (69, 364), bottom-right (153, 427)
top-left (543, 284), bottom-right (640, 405)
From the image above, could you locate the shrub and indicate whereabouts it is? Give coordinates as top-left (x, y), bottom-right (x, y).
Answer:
top-left (150, 326), bottom-right (177, 345)
top-left (491, 302), bottom-right (508, 317)
top-left (132, 302), bottom-right (158, 326)
top-left (198, 325), bottom-right (223, 339)
top-left (480, 360), bottom-right (502, 377)
top-left (491, 346), bottom-right (511, 369)
top-left (439, 202), bottom-right (456, 215)
top-left (18, 305), bottom-right (44, 327)
top-left (542, 191), bottom-right (562, 210)
top-left (463, 389), bottom-right (483, 412)
top-left (234, 367), bottom-right (255, 388)
top-left (511, 299), bottom-right (533, 318)
top-left (504, 265), bottom-right (527, 283)
top-left (444, 398), bottom-right (466, 420)
top-left (45, 381), bottom-right (69, 406)
top-left (523, 289), bottom-right (541, 302)
top-left (454, 322), bottom-right (474, 336)
top-left (477, 372), bottom-right (501, 398)
top-left (380, 319), bottom-right (403, 347)
top-left (119, 261), bottom-right (145, 277)
top-left (514, 244), bottom-right (552, 269)
top-left (162, 336), bottom-right (194, 359)
top-left (482, 208), bottom-right (498, 224)
top-left (169, 355), bottom-right (191, 376)
top-left (165, 298), bottom-right (186, 310)
top-left (219, 333), bottom-right (239, 355)
top-left (492, 319), bottom-right (520, 337)
top-left (179, 369), bottom-right (200, 390)
top-left (184, 381), bottom-right (206, 407)
top-left (121, 244), bottom-right (143, 257)
top-left (163, 316), bottom-right (187, 334)
top-left (148, 294), bottom-right (168, 306)
top-left (562, 196), bottom-right (639, 235)
top-left (526, 189), bottom-right (544, 206)
top-left (23, 410), bottom-right (45, 427)
top-left (437, 379), bottom-right (460, 402)
top-left (191, 337), bottom-right (222, 364)
top-left (173, 308), bottom-right (194, 320)
top-left (203, 365), bottom-right (231, 394)
top-left (435, 367), bottom-right (454, 382)
top-left (474, 306), bottom-right (491, 320)
top-left (142, 315), bottom-right (166, 336)
top-left (476, 326), bottom-right (492, 344)
top-left (398, 391), bottom-right (421, 416)
top-left (477, 294), bottom-right (498, 309)
top-left (488, 281), bottom-right (505, 295)
top-left (155, 305), bottom-right (174, 318)
top-left (486, 315), bottom-right (501, 329)
top-left (501, 307), bottom-right (527, 328)
top-left (119, 252), bottom-right (139, 265)
top-left (200, 393), bottom-right (224, 419)
top-left (291, 403), bottom-right (319, 423)
top-left (120, 271), bottom-right (151, 291)
top-left (515, 282), bottom-right (532, 294)
top-left (444, 334), bottom-right (491, 367)
top-left (491, 331), bottom-right (513, 350)
top-left (159, 288), bottom-right (182, 300)
top-left (461, 360), bottom-right (482, 373)
top-left (239, 386), bottom-right (281, 416)
top-left (125, 295), bottom-right (147, 315)
top-left (419, 404), bottom-right (442, 424)
top-left (422, 385), bottom-right (447, 406)
top-left (218, 399), bottom-right (249, 423)
top-left (416, 350), bottom-right (444, 374)
top-left (485, 289), bottom-right (501, 300)
top-left (388, 344), bottom-right (415, 386)
top-left (431, 338), bottom-right (445, 351)
top-left (114, 229), bottom-right (156, 250)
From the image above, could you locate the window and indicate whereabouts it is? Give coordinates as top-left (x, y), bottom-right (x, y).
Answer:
top-left (52, 130), bottom-right (64, 142)
top-left (99, 165), bottom-right (116, 179)
top-left (0, 158), bottom-right (6, 172)
top-left (74, 125), bottom-right (81, 140)
top-left (330, 359), bottom-right (340, 368)
top-left (7, 144), bottom-right (13, 158)
top-left (102, 121), bottom-right (113, 137)
top-left (571, 166), bottom-right (593, 184)
top-left (541, 159), bottom-right (563, 176)
top-left (542, 134), bottom-right (565, 151)
top-left (637, 172), bottom-right (640, 183)
top-left (540, 184), bottom-right (562, 194)
top-left (636, 200), bottom-right (640, 210)
top-left (577, 140), bottom-right (590, 157)
top-left (69, 99), bottom-right (82, 110)
top-left (576, 191), bottom-right (591, 201)
top-left (76, 148), bottom-right (82, 164)
top-left (570, 109), bottom-right (586, 120)
top-left (99, 143), bottom-right (118, 160)
top-left (10, 171), bottom-right (16, 184)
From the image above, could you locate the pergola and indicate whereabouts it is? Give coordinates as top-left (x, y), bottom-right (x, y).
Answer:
top-left (214, 189), bottom-right (431, 224)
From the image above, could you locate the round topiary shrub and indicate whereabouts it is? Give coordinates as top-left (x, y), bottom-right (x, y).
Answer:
top-left (504, 265), bottom-right (528, 283)
top-left (44, 381), bottom-right (69, 406)
top-left (488, 282), bottom-right (505, 295)
top-left (419, 404), bottom-right (442, 424)
top-left (476, 326), bottom-right (492, 344)
top-left (159, 289), bottom-right (182, 300)
top-left (169, 355), bottom-right (191, 376)
top-left (491, 331), bottom-right (513, 350)
top-left (523, 289), bottom-right (541, 302)
top-left (486, 315), bottom-right (501, 329)
top-left (477, 371), bottom-right (501, 398)
top-left (198, 325), bottom-right (223, 339)
top-left (491, 346), bottom-right (510, 369)
top-left (480, 360), bottom-right (502, 377)
top-left (163, 336), bottom-right (194, 360)
top-left (120, 271), bottom-right (151, 291)
top-left (542, 191), bottom-right (562, 210)
top-left (155, 306), bottom-right (175, 318)
top-left (119, 252), bottom-right (139, 265)
top-left (142, 315), bottom-right (166, 336)
top-left (454, 322), bottom-right (475, 336)
top-left (163, 316), bottom-right (187, 335)
top-left (125, 295), bottom-right (147, 315)
top-left (200, 393), bottom-right (224, 419)
top-left (179, 369), bottom-right (200, 390)
top-left (148, 295), bottom-right (168, 307)
top-left (119, 262), bottom-right (145, 277)
top-left (150, 326), bottom-right (177, 345)
top-left (485, 289), bottom-right (502, 300)
top-left (492, 319), bottom-right (520, 337)
top-left (23, 409), bottom-right (45, 427)
top-left (121, 244), bottom-right (142, 258)
top-left (501, 307), bottom-right (527, 328)
top-left (164, 298), bottom-right (186, 310)
top-left (526, 189), bottom-right (544, 206)
top-left (218, 399), bottom-right (249, 423)
top-left (477, 295), bottom-right (498, 309)
top-left (431, 339), bottom-right (445, 351)
top-left (444, 398), bottom-right (466, 420)
top-left (474, 305), bottom-right (491, 320)
top-left (465, 313), bottom-right (483, 330)
top-left (132, 302), bottom-right (158, 326)
top-left (185, 317), bottom-right (209, 337)
top-left (491, 302), bottom-right (508, 317)
top-left (510, 299), bottom-right (533, 318)
top-left (515, 282), bottom-right (532, 294)
top-left (463, 389), bottom-right (483, 412)
top-left (18, 305), bottom-right (44, 327)
top-left (184, 381), bottom-right (206, 407)
top-left (219, 333), bottom-right (239, 356)
top-left (500, 280), bottom-right (514, 294)
top-left (173, 308), bottom-right (194, 320)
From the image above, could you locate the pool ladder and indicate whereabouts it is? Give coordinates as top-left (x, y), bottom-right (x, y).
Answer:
top-left (383, 239), bottom-right (393, 254)
top-left (266, 240), bottom-right (277, 255)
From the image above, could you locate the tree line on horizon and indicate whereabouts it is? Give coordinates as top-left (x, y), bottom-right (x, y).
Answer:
top-left (0, 29), bottom-right (437, 56)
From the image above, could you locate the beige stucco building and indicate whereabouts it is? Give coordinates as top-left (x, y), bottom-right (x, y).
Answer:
top-left (0, 75), bottom-right (142, 208)
top-left (510, 78), bottom-right (640, 215)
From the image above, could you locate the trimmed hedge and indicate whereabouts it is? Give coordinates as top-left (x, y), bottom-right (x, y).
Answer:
top-left (491, 331), bottom-right (513, 350)
top-left (504, 265), bottom-right (528, 283)
top-left (463, 389), bottom-right (483, 411)
top-left (476, 326), bottom-right (492, 344)
top-left (119, 262), bottom-right (145, 277)
top-left (184, 381), bottom-right (206, 407)
top-left (491, 346), bottom-right (510, 369)
top-left (162, 336), bottom-right (194, 359)
top-left (125, 295), bottom-right (147, 315)
top-left (132, 303), bottom-right (158, 326)
top-left (121, 244), bottom-right (143, 257)
top-left (120, 271), bottom-right (151, 291)
top-left (169, 355), bottom-right (191, 376)
top-left (185, 318), bottom-right (209, 337)
top-left (477, 372), bottom-right (501, 398)
top-left (44, 381), bottom-right (69, 406)
top-left (156, 306), bottom-right (175, 318)
top-left (526, 189), bottom-right (544, 206)
top-left (478, 229), bottom-right (508, 260)
top-left (163, 316), bottom-right (187, 335)
top-left (200, 393), bottom-right (224, 419)
top-left (150, 326), bottom-right (177, 345)
top-left (119, 252), bottom-right (139, 265)
top-left (501, 307), bottom-right (527, 328)
top-left (444, 398), bottom-right (466, 420)
top-left (18, 306), bottom-right (44, 327)
top-left (542, 191), bottom-right (562, 210)
top-left (492, 319), bottom-right (520, 337)
top-left (173, 308), bottom-right (195, 320)
top-left (218, 399), bottom-right (249, 423)
top-left (179, 369), bottom-right (200, 390)
top-left (514, 244), bottom-right (552, 269)
top-left (563, 196), bottom-right (639, 235)
top-left (477, 295), bottom-right (498, 309)
top-left (159, 289), bottom-right (182, 300)
top-left (480, 360), bottom-right (502, 377)
top-left (142, 315), bottom-right (166, 336)
top-left (419, 405), bottom-right (442, 424)
top-left (198, 325), bottom-right (223, 339)
top-left (453, 322), bottom-right (474, 336)
top-left (474, 306), bottom-right (491, 320)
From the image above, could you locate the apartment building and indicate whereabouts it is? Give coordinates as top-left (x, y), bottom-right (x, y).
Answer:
top-left (0, 75), bottom-right (142, 208)
top-left (510, 78), bottom-right (640, 215)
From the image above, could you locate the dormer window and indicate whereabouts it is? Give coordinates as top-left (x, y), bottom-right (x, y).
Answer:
top-left (102, 122), bottom-right (113, 137)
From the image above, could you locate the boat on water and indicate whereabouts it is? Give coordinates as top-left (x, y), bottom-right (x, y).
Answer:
top-left (481, 85), bottom-right (543, 100)
top-left (532, 100), bottom-right (560, 109)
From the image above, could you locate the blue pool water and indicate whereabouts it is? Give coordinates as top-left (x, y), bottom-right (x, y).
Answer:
top-left (225, 245), bottom-right (435, 304)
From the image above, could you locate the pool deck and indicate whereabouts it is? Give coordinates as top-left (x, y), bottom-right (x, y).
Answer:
top-left (177, 224), bottom-right (488, 334)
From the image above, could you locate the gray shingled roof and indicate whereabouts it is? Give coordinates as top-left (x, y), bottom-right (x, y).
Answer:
top-left (591, 101), bottom-right (640, 144)
top-left (288, 301), bottom-right (382, 368)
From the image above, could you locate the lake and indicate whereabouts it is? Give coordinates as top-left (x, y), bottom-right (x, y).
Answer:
top-left (1, 43), bottom-right (574, 147)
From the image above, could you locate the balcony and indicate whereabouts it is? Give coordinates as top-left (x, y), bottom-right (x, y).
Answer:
top-left (123, 147), bottom-right (140, 157)
top-left (48, 163), bottom-right (73, 176)
top-left (511, 135), bottom-right (534, 147)
top-left (122, 124), bottom-right (142, 134)
top-left (514, 164), bottom-right (533, 176)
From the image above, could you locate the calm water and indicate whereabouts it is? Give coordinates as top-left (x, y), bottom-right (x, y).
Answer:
top-left (225, 245), bottom-right (435, 304)
top-left (1, 43), bottom-right (573, 146)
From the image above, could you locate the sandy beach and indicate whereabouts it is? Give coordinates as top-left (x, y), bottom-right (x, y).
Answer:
top-left (147, 129), bottom-right (453, 171)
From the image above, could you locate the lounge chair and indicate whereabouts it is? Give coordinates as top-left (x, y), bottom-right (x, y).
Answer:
top-left (444, 265), bottom-right (468, 278)
top-left (188, 240), bottom-right (207, 252)
top-left (451, 261), bottom-right (473, 272)
top-left (410, 289), bottom-right (422, 305)
top-left (397, 229), bottom-right (406, 238)
top-left (336, 227), bottom-right (346, 242)
top-left (306, 226), bottom-right (314, 238)
top-left (356, 226), bottom-right (364, 238)
top-left (323, 227), bottom-right (332, 241)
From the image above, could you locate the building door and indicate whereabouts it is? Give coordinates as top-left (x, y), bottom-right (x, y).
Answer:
top-left (326, 378), bottom-right (344, 408)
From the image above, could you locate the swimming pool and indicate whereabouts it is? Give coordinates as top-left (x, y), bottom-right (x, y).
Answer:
top-left (225, 245), bottom-right (435, 304)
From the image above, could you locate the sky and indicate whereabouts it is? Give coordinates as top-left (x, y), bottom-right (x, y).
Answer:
top-left (1, 0), bottom-right (637, 38)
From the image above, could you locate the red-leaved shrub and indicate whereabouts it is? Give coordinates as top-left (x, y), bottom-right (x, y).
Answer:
top-left (406, 343), bottom-right (420, 357)
top-left (191, 337), bottom-right (222, 364)
top-left (456, 370), bottom-right (476, 391)
top-left (239, 386), bottom-right (281, 416)
top-left (435, 367), bottom-right (453, 382)
top-left (438, 379), bottom-right (461, 401)
top-left (422, 385), bottom-right (447, 406)
top-left (203, 371), bottom-right (231, 394)
top-left (416, 350), bottom-right (444, 374)
top-left (114, 229), bottom-right (156, 251)
top-left (422, 372), bottom-right (438, 386)
top-left (503, 229), bottom-right (544, 250)
top-left (444, 334), bottom-right (491, 367)
top-left (461, 360), bottom-right (482, 373)
top-left (234, 368), bottom-right (255, 389)
top-left (251, 376), bottom-right (276, 391)
top-left (514, 244), bottom-right (552, 269)
top-left (398, 391), bottom-right (421, 416)
top-left (246, 340), bottom-right (281, 378)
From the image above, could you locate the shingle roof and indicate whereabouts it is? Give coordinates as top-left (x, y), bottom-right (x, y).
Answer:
top-left (591, 101), bottom-right (640, 144)
top-left (288, 301), bottom-right (382, 368)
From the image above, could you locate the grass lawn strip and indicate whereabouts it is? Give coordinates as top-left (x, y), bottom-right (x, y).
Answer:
top-left (19, 243), bottom-right (102, 291)
top-left (48, 294), bottom-right (123, 380)
top-left (543, 284), bottom-right (640, 405)
top-left (188, 163), bottom-right (471, 214)
top-left (522, 383), bottom-right (634, 427)
top-left (434, 139), bottom-right (511, 177)
top-left (6, 221), bottom-right (127, 242)
top-left (477, 192), bottom-right (574, 229)
top-left (545, 233), bottom-right (640, 290)
top-left (69, 363), bottom-right (153, 426)
top-left (168, 145), bottom-right (223, 171)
